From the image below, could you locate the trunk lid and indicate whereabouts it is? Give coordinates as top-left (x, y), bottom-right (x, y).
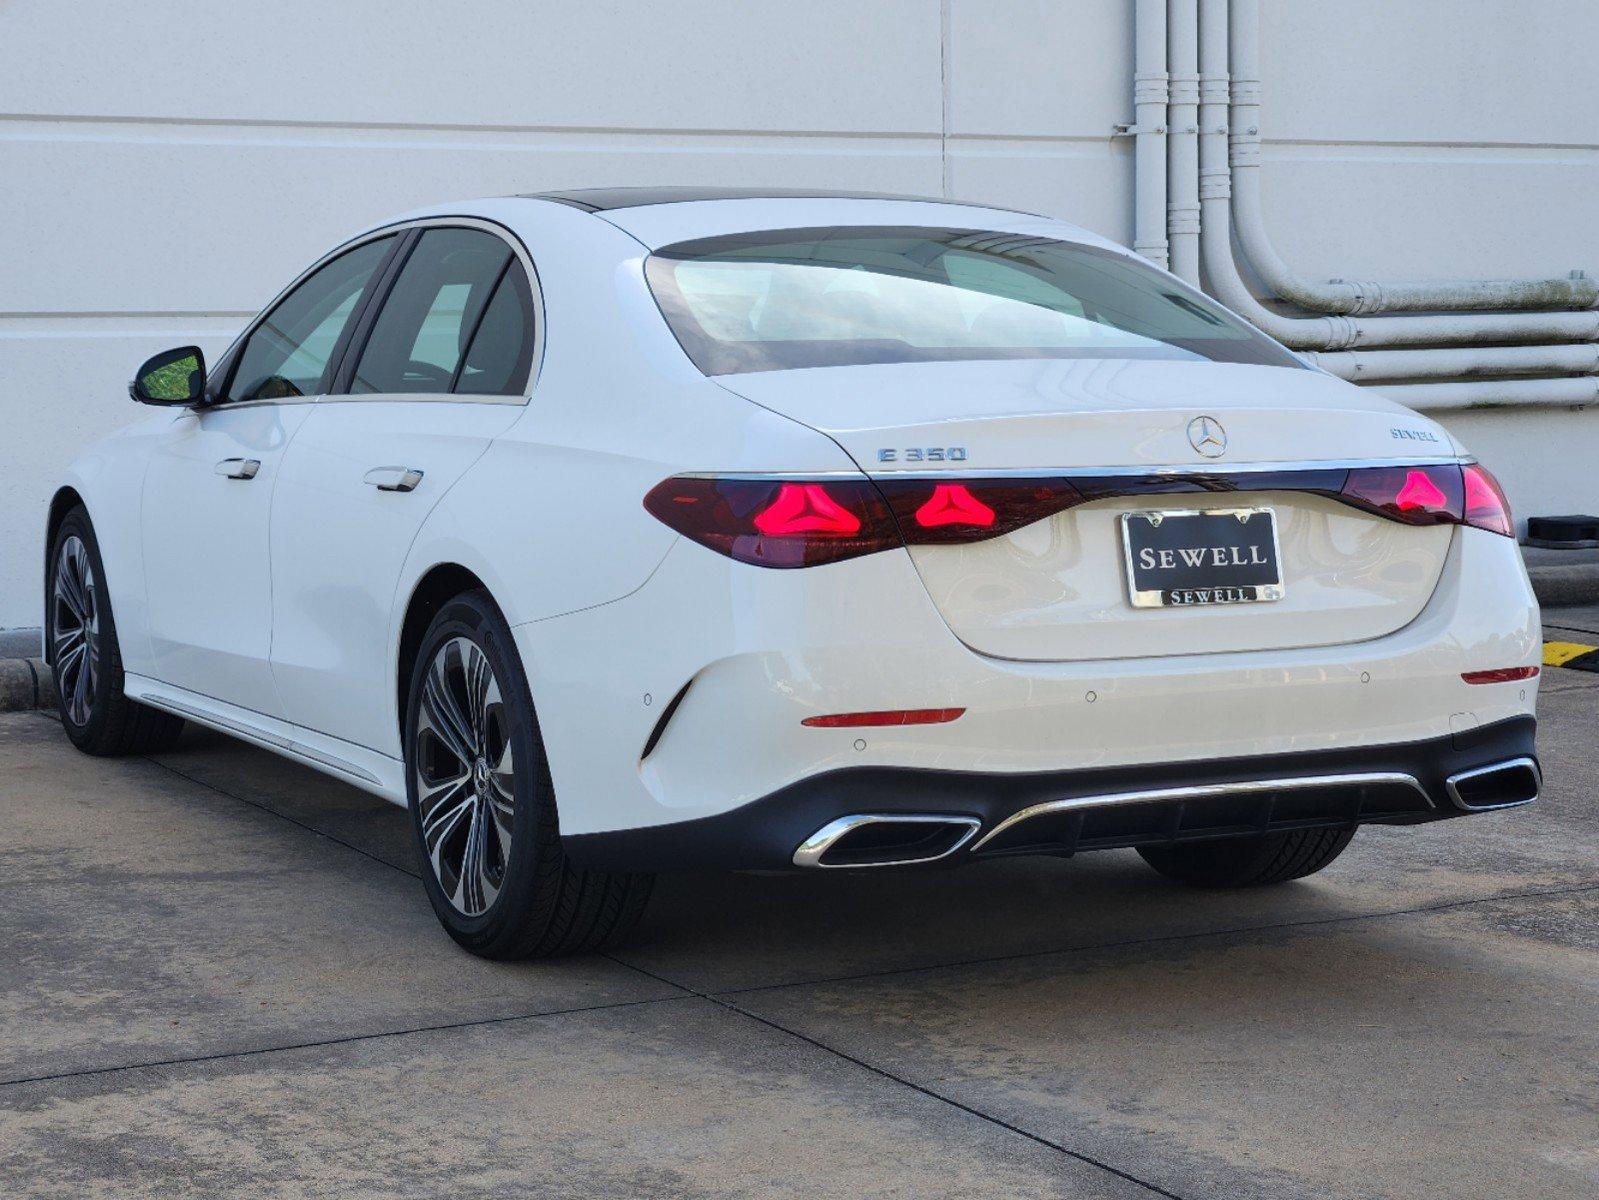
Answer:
top-left (717, 359), bottom-right (1459, 661)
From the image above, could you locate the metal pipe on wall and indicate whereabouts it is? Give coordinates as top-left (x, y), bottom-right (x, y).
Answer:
top-left (1227, 0), bottom-right (1597, 316)
top-left (1377, 378), bottom-right (1599, 411)
top-left (1133, 0), bottom-right (1170, 268)
top-left (1165, 0), bottom-right (1201, 284)
top-left (1305, 343), bottom-right (1599, 383)
top-left (1188, 0), bottom-right (1599, 367)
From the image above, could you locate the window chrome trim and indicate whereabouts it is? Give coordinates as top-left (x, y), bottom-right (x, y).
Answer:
top-left (330, 215), bottom-right (545, 405)
top-left (203, 213), bottom-right (546, 411)
top-left (207, 226), bottom-right (406, 407)
top-left (968, 771), bottom-right (1432, 853)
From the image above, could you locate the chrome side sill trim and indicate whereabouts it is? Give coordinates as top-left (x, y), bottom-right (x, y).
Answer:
top-left (793, 813), bottom-right (982, 869)
top-left (1444, 756), bottom-right (1542, 812)
top-left (968, 771), bottom-right (1430, 853)
top-left (141, 695), bottom-right (383, 786)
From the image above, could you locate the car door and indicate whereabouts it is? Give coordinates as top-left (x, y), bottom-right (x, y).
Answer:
top-left (139, 235), bottom-right (398, 716)
top-left (269, 222), bottom-right (536, 753)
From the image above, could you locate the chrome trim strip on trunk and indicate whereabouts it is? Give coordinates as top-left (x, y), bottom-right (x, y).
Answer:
top-left (1444, 756), bottom-right (1542, 812)
top-left (684, 458), bottom-right (1470, 482)
top-left (793, 813), bottom-right (982, 868)
top-left (968, 771), bottom-right (1431, 853)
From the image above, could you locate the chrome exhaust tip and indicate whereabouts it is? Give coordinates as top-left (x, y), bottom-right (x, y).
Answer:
top-left (1445, 756), bottom-right (1542, 812)
top-left (792, 814), bottom-right (981, 869)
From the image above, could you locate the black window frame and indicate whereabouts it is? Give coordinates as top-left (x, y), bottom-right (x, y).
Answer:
top-left (329, 223), bottom-right (539, 399)
top-left (212, 233), bottom-right (405, 405)
top-left (206, 218), bottom-right (542, 407)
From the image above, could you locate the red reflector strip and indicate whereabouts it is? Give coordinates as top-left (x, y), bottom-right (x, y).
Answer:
top-left (801, 708), bottom-right (966, 728)
top-left (1461, 667), bottom-right (1540, 684)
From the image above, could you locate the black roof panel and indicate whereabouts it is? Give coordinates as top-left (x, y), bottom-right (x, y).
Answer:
top-left (521, 186), bottom-right (1039, 216)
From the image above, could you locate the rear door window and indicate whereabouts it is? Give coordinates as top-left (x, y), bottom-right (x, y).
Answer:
top-left (349, 228), bottom-right (532, 396)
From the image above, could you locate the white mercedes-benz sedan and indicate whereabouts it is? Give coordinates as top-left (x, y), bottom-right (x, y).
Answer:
top-left (46, 188), bottom-right (1542, 957)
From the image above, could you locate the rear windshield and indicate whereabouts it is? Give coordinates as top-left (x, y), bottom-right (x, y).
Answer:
top-left (644, 226), bottom-right (1301, 376)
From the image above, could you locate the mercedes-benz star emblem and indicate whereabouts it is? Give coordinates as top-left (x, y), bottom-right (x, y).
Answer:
top-left (1187, 415), bottom-right (1227, 458)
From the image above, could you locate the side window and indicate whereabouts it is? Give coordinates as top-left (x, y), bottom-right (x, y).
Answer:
top-left (227, 237), bottom-right (393, 402)
top-left (455, 260), bottom-right (534, 395)
top-left (350, 228), bottom-right (531, 396)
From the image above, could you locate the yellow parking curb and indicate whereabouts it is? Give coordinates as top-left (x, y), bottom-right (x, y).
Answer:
top-left (1543, 640), bottom-right (1599, 671)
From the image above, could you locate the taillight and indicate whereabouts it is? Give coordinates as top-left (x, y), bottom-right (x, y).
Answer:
top-left (881, 477), bottom-right (1083, 543)
top-left (1338, 462), bottom-right (1514, 537)
top-left (751, 483), bottom-right (862, 536)
top-left (646, 461), bottom-right (1518, 569)
top-left (1462, 463), bottom-right (1514, 537)
top-left (644, 475), bottom-right (1084, 567)
top-left (643, 477), bottom-right (898, 568)
top-left (914, 484), bottom-right (995, 530)
top-left (1339, 465), bottom-right (1462, 526)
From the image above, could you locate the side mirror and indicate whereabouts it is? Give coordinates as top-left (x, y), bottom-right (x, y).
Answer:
top-left (130, 346), bottom-right (207, 406)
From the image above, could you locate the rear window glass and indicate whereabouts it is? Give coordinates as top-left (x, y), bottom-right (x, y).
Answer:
top-left (644, 226), bottom-right (1301, 375)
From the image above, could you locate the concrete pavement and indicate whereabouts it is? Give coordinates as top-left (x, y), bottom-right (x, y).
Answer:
top-left (1, 680), bottom-right (1595, 1198)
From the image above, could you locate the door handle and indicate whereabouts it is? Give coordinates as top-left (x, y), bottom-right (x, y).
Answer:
top-left (215, 458), bottom-right (261, 480)
top-left (363, 466), bottom-right (424, 493)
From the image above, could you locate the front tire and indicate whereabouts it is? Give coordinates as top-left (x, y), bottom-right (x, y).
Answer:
top-left (49, 507), bottom-right (185, 756)
top-left (1138, 827), bottom-right (1356, 888)
top-left (404, 590), bottom-right (652, 959)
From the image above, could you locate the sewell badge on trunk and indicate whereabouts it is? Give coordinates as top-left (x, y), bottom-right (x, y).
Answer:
top-left (1121, 508), bottom-right (1285, 608)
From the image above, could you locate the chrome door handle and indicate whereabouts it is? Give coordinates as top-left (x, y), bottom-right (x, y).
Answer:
top-left (215, 458), bottom-right (261, 480)
top-left (363, 466), bottom-right (424, 493)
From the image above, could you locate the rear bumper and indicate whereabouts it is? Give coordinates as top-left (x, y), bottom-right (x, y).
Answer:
top-left (563, 715), bottom-right (1538, 872)
top-left (519, 522), bottom-right (1539, 842)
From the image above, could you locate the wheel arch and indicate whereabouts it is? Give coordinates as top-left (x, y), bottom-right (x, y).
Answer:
top-left (42, 486), bottom-right (88, 665)
top-left (394, 562), bottom-right (499, 745)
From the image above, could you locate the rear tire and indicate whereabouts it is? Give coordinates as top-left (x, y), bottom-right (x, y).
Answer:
top-left (1137, 827), bottom-right (1356, 888)
top-left (404, 590), bottom-right (653, 959)
top-left (48, 507), bottom-right (185, 756)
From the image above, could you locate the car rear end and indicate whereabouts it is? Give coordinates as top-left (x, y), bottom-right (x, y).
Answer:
top-left (552, 204), bottom-right (1541, 873)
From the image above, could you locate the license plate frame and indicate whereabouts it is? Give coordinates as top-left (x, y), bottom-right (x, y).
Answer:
top-left (1120, 507), bottom-right (1286, 609)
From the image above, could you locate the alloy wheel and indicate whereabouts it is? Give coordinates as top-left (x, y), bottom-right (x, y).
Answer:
top-left (414, 636), bottom-right (516, 916)
top-left (52, 535), bottom-right (100, 727)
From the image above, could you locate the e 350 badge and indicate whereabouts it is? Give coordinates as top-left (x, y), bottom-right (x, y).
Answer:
top-left (877, 446), bottom-right (968, 463)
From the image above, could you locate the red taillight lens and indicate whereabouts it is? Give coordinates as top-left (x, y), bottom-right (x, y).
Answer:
top-left (879, 477), bottom-right (1083, 544)
top-left (644, 477), bottom-right (898, 568)
top-left (1337, 462), bottom-right (1514, 537)
top-left (1339, 465), bottom-right (1463, 525)
top-left (914, 483), bottom-right (996, 530)
top-left (753, 483), bottom-right (862, 536)
top-left (648, 461), bottom-right (1512, 570)
top-left (1462, 463), bottom-right (1514, 537)
top-left (1394, 469), bottom-right (1450, 511)
top-left (646, 475), bottom-right (1085, 567)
